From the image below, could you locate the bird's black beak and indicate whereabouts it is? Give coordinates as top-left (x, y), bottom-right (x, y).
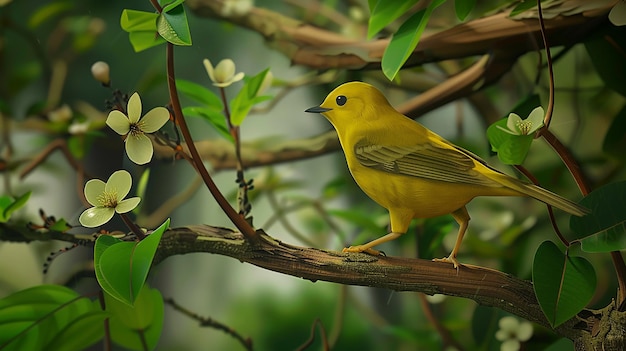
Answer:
top-left (305, 106), bottom-right (332, 113)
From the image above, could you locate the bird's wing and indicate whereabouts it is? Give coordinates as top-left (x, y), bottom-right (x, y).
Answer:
top-left (354, 140), bottom-right (501, 187)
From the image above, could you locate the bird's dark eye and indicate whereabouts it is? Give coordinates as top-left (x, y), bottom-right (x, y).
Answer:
top-left (336, 95), bottom-right (347, 106)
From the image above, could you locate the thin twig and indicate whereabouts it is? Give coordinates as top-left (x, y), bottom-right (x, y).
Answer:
top-left (536, 0), bottom-right (555, 128)
top-left (164, 42), bottom-right (258, 242)
top-left (98, 290), bottom-right (112, 351)
top-left (417, 293), bottom-right (465, 351)
top-left (295, 318), bottom-right (329, 351)
top-left (19, 138), bottom-right (88, 206)
top-left (164, 297), bottom-right (253, 351)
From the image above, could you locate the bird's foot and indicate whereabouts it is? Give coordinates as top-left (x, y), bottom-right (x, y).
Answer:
top-left (342, 246), bottom-right (385, 256)
top-left (432, 256), bottom-right (462, 269)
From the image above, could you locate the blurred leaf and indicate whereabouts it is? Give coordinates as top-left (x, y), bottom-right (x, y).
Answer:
top-left (182, 106), bottom-right (232, 141)
top-left (367, 0), bottom-right (419, 38)
top-left (584, 25), bottom-right (626, 97)
top-left (510, 0), bottom-right (538, 17)
top-left (532, 241), bottom-right (596, 327)
top-left (176, 79), bottom-right (223, 109)
top-left (230, 68), bottom-right (271, 126)
top-left (486, 119), bottom-right (534, 165)
top-left (328, 208), bottom-right (383, 234)
top-left (157, 4), bottom-right (192, 46)
top-left (0, 192), bottom-right (31, 223)
top-left (28, 1), bottom-right (73, 28)
top-left (106, 285), bottom-right (163, 351)
top-left (570, 181), bottom-right (626, 252)
top-left (0, 285), bottom-right (106, 351)
top-left (454, 0), bottom-right (475, 20)
top-left (95, 219), bottom-right (169, 306)
top-left (472, 305), bottom-right (506, 351)
top-left (48, 218), bottom-right (71, 232)
top-left (544, 338), bottom-right (575, 351)
top-left (381, 0), bottom-right (445, 81)
top-left (602, 104), bottom-right (626, 161)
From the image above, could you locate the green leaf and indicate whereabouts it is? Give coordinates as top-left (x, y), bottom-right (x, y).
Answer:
top-left (454, 0), bottom-right (475, 21)
top-left (602, 104), bottom-right (626, 161)
top-left (0, 285), bottom-right (106, 351)
top-left (106, 285), bottom-right (164, 351)
top-left (120, 9), bottom-right (158, 32)
top-left (230, 68), bottom-right (270, 126)
top-left (0, 192), bottom-right (31, 223)
top-left (584, 24), bottom-right (626, 97)
top-left (486, 119), bottom-right (534, 165)
top-left (157, 4), bottom-right (192, 46)
top-left (510, 0), bottom-right (539, 17)
top-left (48, 218), bottom-right (71, 232)
top-left (471, 305), bottom-right (506, 350)
top-left (544, 338), bottom-right (575, 351)
top-left (120, 10), bottom-right (166, 52)
top-left (94, 219), bottom-right (169, 306)
top-left (367, 0), bottom-right (420, 39)
top-left (381, 0), bottom-right (445, 81)
top-left (176, 79), bottom-right (223, 109)
top-left (532, 241), bottom-right (596, 327)
top-left (162, 0), bottom-right (185, 12)
top-left (571, 181), bottom-right (626, 252)
top-left (182, 106), bottom-right (232, 141)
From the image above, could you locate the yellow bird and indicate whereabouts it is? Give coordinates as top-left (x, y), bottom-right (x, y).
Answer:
top-left (305, 81), bottom-right (588, 267)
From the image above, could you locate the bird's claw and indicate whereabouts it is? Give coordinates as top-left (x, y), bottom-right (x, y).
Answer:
top-left (432, 256), bottom-right (461, 269)
top-left (342, 246), bottom-right (385, 256)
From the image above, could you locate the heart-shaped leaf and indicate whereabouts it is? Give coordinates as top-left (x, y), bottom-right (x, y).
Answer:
top-left (571, 181), bottom-right (626, 252)
top-left (94, 219), bottom-right (169, 305)
top-left (532, 241), bottom-right (596, 327)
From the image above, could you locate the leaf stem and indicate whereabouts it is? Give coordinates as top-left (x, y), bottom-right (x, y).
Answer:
top-left (164, 43), bottom-right (258, 242)
top-left (120, 213), bottom-right (145, 240)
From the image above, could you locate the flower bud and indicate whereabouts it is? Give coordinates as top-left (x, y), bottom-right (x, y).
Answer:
top-left (91, 61), bottom-right (110, 86)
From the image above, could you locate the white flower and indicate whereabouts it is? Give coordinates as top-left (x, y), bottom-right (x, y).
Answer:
top-left (497, 107), bottom-right (544, 136)
top-left (220, 0), bottom-right (253, 17)
top-left (610, 0), bottom-right (626, 26)
top-left (79, 170), bottom-right (141, 228)
top-left (68, 120), bottom-right (90, 135)
top-left (203, 58), bottom-right (244, 87)
top-left (106, 92), bottom-right (170, 165)
top-left (495, 316), bottom-right (533, 351)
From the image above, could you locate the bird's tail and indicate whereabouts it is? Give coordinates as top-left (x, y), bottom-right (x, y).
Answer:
top-left (513, 182), bottom-right (589, 216)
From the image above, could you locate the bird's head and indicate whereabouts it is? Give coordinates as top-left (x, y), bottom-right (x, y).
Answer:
top-left (305, 81), bottom-right (393, 130)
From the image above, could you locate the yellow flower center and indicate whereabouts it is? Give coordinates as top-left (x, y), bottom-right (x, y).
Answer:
top-left (97, 190), bottom-right (118, 208)
top-left (516, 120), bottom-right (533, 135)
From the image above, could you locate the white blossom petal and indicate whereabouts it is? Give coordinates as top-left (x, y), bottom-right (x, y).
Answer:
top-left (106, 110), bottom-right (131, 135)
top-left (79, 207), bottom-right (115, 227)
top-left (115, 197), bottom-right (141, 214)
top-left (203, 59), bottom-right (216, 82)
top-left (516, 322), bottom-right (533, 341)
top-left (84, 179), bottom-right (106, 206)
top-left (215, 59), bottom-right (236, 82)
top-left (506, 113), bottom-right (522, 134)
top-left (141, 107), bottom-right (170, 133)
top-left (126, 134), bottom-right (153, 165)
top-left (127, 92), bottom-right (142, 124)
top-left (501, 339), bottom-right (521, 351)
top-left (106, 170), bottom-right (132, 200)
top-left (609, 1), bottom-right (626, 26)
top-left (526, 107), bottom-right (545, 132)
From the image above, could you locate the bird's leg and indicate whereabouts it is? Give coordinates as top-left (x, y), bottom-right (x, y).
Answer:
top-left (342, 232), bottom-right (403, 256)
top-left (433, 207), bottom-right (470, 268)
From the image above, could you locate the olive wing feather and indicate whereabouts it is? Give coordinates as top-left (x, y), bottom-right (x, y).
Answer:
top-left (354, 140), bottom-right (501, 187)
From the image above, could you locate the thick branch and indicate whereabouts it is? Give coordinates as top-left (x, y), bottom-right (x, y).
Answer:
top-left (186, 0), bottom-right (610, 70)
top-left (0, 222), bottom-right (601, 342)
